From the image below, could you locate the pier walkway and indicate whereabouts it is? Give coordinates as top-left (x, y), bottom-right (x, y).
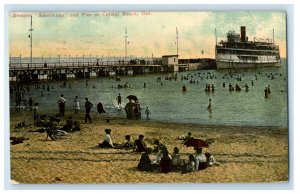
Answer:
top-left (9, 61), bottom-right (163, 82)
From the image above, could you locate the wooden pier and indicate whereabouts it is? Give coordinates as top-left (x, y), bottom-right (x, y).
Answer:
top-left (9, 61), bottom-right (163, 82)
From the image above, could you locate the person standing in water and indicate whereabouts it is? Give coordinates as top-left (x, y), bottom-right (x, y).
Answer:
top-left (74, 96), bottom-right (80, 114)
top-left (182, 84), bottom-right (187, 92)
top-left (207, 98), bottom-right (212, 117)
top-left (264, 87), bottom-right (269, 98)
top-left (116, 93), bottom-right (122, 106)
top-left (28, 97), bottom-right (33, 111)
top-left (57, 94), bottom-right (66, 117)
top-left (244, 84), bottom-right (249, 92)
top-left (145, 106), bottom-right (151, 120)
top-left (84, 97), bottom-right (93, 123)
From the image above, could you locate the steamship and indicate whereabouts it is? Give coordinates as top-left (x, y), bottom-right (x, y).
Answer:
top-left (215, 26), bottom-right (281, 69)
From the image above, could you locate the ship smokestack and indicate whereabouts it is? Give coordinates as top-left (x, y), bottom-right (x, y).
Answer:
top-left (241, 26), bottom-right (246, 42)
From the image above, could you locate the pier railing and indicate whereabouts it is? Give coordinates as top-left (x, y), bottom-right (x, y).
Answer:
top-left (9, 56), bottom-right (161, 70)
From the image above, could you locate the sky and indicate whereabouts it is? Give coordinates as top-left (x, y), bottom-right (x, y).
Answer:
top-left (8, 11), bottom-right (287, 59)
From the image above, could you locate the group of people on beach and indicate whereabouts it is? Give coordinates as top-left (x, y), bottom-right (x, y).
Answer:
top-left (14, 86), bottom-right (152, 142)
top-left (28, 110), bottom-right (81, 141)
top-left (98, 129), bottom-right (220, 174)
top-left (56, 92), bottom-right (149, 122)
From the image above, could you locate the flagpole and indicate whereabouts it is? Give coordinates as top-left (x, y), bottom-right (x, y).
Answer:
top-left (176, 27), bottom-right (179, 56)
top-left (29, 15), bottom-right (34, 68)
top-left (124, 28), bottom-right (128, 63)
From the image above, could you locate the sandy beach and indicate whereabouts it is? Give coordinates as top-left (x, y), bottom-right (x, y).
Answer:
top-left (9, 110), bottom-right (288, 184)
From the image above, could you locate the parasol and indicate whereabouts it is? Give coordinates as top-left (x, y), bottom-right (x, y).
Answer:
top-left (127, 95), bottom-right (138, 102)
top-left (184, 139), bottom-right (209, 148)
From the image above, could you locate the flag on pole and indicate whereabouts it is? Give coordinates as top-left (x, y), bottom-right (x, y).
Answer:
top-left (176, 27), bottom-right (178, 35)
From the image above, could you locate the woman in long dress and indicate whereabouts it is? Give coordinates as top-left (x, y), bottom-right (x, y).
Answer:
top-left (74, 96), bottom-right (80, 114)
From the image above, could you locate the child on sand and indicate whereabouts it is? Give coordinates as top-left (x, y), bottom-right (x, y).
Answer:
top-left (182, 154), bottom-right (196, 174)
top-left (205, 152), bottom-right (220, 167)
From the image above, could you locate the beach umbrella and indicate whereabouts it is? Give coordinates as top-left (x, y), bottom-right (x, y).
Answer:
top-left (127, 95), bottom-right (138, 102)
top-left (184, 139), bottom-right (209, 148)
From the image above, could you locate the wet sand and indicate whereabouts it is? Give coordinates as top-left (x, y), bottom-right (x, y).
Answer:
top-left (9, 110), bottom-right (288, 184)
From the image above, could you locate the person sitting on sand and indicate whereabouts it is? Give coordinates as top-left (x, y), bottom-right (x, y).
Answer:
top-left (182, 154), bottom-right (196, 174)
top-left (50, 114), bottom-right (61, 125)
top-left (114, 135), bottom-right (134, 149)
top-left (46, 118), bottom-right (60, 141)
top-left (98, 129), bottom-right (114, 148)
top-left (62, 116), bottom-right (74, 132)
top-left (178, 132), bottom-right (194, 143)
top-left (195, 147), bottom-right (208, 171)
top-left (137, 148), bottom-right (156, 172)
top-left (159, 149), bottom-right (172, 173)
top-left (153, 139), bottom-right (167, 153)
top-left (123, 135), bottom-right (134, 149)
top-left (205, 152), bottom-right (220, 167)
top-left (152, 139), bottom-right (167, 165)
top-left (134, 134), bottom-right (147, 152)
top-left (171, 147), bottom-right (184, 171)
top-left (35, 114), bottom-right (48, 127)
top-left (72, 121), bottom-right (81, 132)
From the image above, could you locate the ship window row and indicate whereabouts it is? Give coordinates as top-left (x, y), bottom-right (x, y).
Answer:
top-left (217, 49), bottom-right (279, 56)
top-left (217, 44), bottom-right (279, 50)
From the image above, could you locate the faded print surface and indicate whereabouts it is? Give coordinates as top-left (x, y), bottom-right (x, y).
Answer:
top-left (9, 11), bottom-right (288, 184)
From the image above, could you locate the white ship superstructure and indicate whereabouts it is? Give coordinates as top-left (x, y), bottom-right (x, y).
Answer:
top-left (215, 26), bottom-right (280, 69)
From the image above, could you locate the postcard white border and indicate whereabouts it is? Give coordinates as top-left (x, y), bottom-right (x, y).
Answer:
top-left (1, 2), bottom-right (295, 191)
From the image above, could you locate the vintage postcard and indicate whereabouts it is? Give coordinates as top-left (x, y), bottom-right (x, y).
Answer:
top-left (8, 11), bottom-right (288, 184)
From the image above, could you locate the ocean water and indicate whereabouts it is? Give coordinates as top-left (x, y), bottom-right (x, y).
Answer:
top-left (10, 60), bottom-right (288, 127)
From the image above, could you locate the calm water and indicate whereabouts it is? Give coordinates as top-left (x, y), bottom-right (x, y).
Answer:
top-left (10, 60), bottom-right (288, 127)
